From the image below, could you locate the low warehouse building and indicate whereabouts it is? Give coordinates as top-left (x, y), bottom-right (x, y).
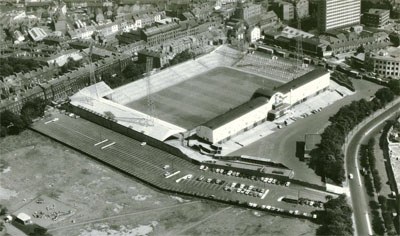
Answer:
top-left (196, 68), bottom-right (330, 144)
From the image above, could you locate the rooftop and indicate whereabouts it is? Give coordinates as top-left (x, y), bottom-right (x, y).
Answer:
top-left (276, 68), bottom-right (329, 94)
top-left (370, 46), bottom-right (400, 59)
top-left (201, 96), bottom-right (269, 130)
top-left (367, 8), bottom-right (390, 15)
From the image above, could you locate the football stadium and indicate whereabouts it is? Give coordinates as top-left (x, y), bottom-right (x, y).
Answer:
top-left (69, 45), bottom-right (329, 147)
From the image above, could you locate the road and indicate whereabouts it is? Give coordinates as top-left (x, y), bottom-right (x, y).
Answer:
top-left (345, 100), bottom-right (400, 236)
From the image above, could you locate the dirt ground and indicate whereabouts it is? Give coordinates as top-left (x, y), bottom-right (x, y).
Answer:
top-left (0, 130), bottom-right (318, 235)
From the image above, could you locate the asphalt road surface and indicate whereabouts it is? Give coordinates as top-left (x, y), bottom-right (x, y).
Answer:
top-left (345, 100), bottom-right (400, 236)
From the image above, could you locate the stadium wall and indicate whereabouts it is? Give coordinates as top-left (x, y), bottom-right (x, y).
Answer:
top-left (281, 73), bottom-right (330, 106)
top-left (70, 105), bottom-right (199, 164)
top-left (196, 97), bottom-right (277, 144)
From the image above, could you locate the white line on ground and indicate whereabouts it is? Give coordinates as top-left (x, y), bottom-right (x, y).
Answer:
top-left (94, 139), bottom-right (109, 146)
top-left (365, 212), bottom-right (373, 236)
top-left (165, 171), bottom-right (180, 179)
top-left (355, 145), bottom-right (363, 187)
top-left (101, 142), bottom-right (115, 149)
top-left (261, 189), bottom-right (270, 199)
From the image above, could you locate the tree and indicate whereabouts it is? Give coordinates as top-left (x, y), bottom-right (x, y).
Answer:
top-left (387, 80), bottom-right (400, 95)
top-left (356, 45), bottom-right (365, 54)
top-left (0, 110), bottom-right (26, 135)
top-left (169, 50), bottom-right (194, 66)
top-left (375, 88), bottom-right (394, 105)
top-left (20, 98), bottom-right (46, 125)
top-left (317, 195), bottom-right (353, 236)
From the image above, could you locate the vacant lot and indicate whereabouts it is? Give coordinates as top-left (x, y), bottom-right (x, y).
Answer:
top-left (0, 130), bottom-right (318, 236)
top-left (127, 67), bottom-right (282, 129)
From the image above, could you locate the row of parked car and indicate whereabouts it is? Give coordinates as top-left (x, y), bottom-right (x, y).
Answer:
top-left (222, 182), bottom-right (267, 198)
top-left (298, 198), bottom-right (324, 208)
top-left (247, 202), bottom-right (318, 219)
top-left (260, 176), bottom-right (291, 187)
top-left (196, 175), bottom-right (226, 185)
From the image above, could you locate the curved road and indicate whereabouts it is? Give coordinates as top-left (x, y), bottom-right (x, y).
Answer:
top-left (345, 101), bottom-right (400, 236)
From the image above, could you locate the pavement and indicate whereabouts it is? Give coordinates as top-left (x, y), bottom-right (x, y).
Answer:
top-left (344, 99), bottom-right (400, 236)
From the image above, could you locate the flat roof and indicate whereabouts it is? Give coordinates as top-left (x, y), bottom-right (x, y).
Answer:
top-left (275, 68), bottom-right (328, 94)
top-left (201, 96), bottom-right (269, 130)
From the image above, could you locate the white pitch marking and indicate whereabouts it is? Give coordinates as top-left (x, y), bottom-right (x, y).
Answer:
top-left (94, 139), bottom-right (109, 146)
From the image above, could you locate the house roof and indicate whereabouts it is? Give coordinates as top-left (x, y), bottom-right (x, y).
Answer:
top-left (275, 68), bottom-right (328, 94)
top-left (201, 96), bottom-right (269, 130)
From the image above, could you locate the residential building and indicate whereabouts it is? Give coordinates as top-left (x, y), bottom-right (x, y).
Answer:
top-left (234, 2), bottom-right (262, 21)
top-left (68, 26), bottom-right (96, 40)
top-left (319, 30), bottom-right (389, 55)
top-left (28, 27), bottom-right (48, 41)
top-left (249, 26), bottom-right (261, 43)
top-left (41, 49), bottom-right (83, 66)
top-left (273, 1), bottom-right (295, 21)
top-left (293, 0), bottom-right (309, 19)
top-left (361, 9), bottom-right (390, 28)
top-left (138, 49), bottom-right (169, 68)
top-left (317, 0), bottom-right (361, 32)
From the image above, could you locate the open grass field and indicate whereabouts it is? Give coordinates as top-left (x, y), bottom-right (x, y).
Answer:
top-left (126, 67), bottom-right (283, 129)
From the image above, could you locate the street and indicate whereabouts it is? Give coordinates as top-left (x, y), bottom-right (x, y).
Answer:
top-left (345, 100), bottom-right (400, 236)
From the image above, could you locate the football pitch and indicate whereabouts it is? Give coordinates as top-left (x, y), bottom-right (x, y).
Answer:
top-left (126, 67), bottom-right (283, 129)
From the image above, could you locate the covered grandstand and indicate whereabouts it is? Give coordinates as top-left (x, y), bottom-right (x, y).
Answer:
top-left (196, 68), bottom-right (330, 144)
top-left (69, 82), bottom-right (186, 141)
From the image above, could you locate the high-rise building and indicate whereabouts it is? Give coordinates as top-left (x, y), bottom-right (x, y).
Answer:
top-left (317, 0), bottom-right (361, 32)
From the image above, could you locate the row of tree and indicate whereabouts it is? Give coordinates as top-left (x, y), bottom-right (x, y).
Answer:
top-left (0, 98), bottom-right (47, 137)
top-left (311, 87), bottom-right (397, 184)
top-left (0, 57), bottom-right (46, 78)
top-left (316, 194), bottom-right (353, 236)
top-left (169, 50), bottom-right (195, 66)
top-left (361, 138), bottom-right (382, 193)
top-left (102, 62), bottom-right (146, 89)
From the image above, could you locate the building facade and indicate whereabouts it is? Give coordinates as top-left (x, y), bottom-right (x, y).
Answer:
top-left (317, 0), bottom-right (361, 32)
top-left (365, 47), bottom-right (400, 79)
top-left (361, 9), bottom-right (390, 28)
